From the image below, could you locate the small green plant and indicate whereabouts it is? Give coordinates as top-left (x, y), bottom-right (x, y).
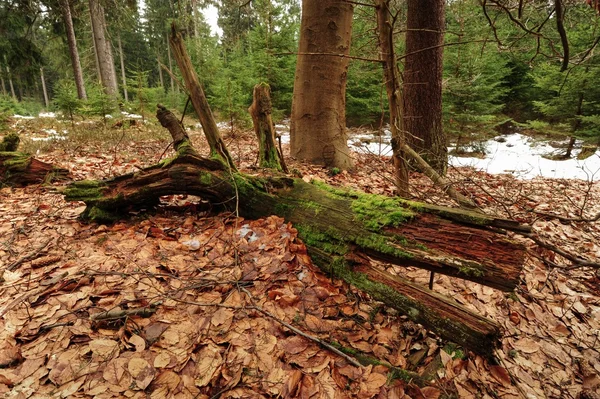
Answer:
top-left (0, 94), bottom-right (27, 115)
top-left (329, 167), bottom-right (341, 176)
top-left (81, 83), bottom-right (117, 124)
top-left (53, 80), bottom-right (81, 122)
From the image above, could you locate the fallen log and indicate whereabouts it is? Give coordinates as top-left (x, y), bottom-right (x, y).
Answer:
top-left (62, 106), bottom-right (529, 357)
top-left (1, 151), bottom-right (69, 186)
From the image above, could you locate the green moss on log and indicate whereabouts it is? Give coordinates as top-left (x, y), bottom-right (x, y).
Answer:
top-left (63, 180), bottom-right (105, 202)
top-left (0, 133), bottom-right (20, 152)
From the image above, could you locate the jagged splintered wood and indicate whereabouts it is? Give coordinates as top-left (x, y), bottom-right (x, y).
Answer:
top-left (249, 83), bottom-right (288, 173)
top-left (1, 137), bottom-right (69, 187)
top-left (168, 22), bottom-right (235, 169)
top-left (62, 106), bottom-right (530, 357)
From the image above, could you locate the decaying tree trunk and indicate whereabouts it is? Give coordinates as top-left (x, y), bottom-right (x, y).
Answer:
top-left (375, 0), bottom-right (409, 197)
top-left (1, 134), bottom-right (69, 186)
top-left (169, 23), bottom-right (235, 169)
top-left (1, 153), bottom-right (69, 186)
top-left (248, 83), bottom-right (288, 173)
top-left (63, 105), bottom-right (530, 357)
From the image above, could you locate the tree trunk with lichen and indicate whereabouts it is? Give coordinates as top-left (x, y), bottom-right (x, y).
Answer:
top-left (63, 106), bottom-right (530, 357)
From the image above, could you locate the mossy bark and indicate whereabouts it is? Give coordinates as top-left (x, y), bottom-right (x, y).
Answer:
top-left (62, 105), bottom-right (531, 357)
top-left (1, 152), bottom-right (69, 186)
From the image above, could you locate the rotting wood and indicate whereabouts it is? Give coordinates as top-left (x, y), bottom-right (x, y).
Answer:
top-left (0, 152), bottom-right (69, 187)
top-left (60, 105), bottom-right (531, 357)
top-left (169, 22), bottom-right (235, 169)
top-left (248, 83), bottom-right (288, 173)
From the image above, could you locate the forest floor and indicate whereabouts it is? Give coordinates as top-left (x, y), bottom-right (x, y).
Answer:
top-left (1, 115), bottom-right (599, 399)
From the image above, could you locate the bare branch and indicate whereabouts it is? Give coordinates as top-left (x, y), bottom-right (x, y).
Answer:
top-left (555, 0), bottom-right (570, 71)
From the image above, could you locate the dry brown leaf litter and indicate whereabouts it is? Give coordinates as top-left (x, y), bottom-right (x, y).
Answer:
top-left (0, 118), bottom-right (599, 398)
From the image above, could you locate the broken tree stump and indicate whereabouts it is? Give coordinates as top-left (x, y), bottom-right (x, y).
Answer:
top-left (62, 106), bottom-right (530, 357)
top-left (248, 82), bottom-right (288, 173)
top-left (1, 151), bottom-right (69, 186)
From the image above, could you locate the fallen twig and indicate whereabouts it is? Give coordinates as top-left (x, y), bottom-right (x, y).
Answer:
top-left (7, 237), bottom-right (53, 271)
top-left (90, 302), bottom-right (161, 321)
top-left (521, 232), bottom-right (600, 270)
top-left (530, 209), bottom-right (600, 224)
top-left (238, 286), bottom-right (362, 368)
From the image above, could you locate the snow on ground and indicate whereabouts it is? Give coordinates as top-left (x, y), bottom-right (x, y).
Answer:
top-left (30, 129), bottom-right (68, 142)
top-left (278, 124), bottom-right (600, 181)
top-left (451, 133), bottom-right (600, 180)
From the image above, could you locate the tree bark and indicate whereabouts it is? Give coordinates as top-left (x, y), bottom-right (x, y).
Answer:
top-left (157, 55), bottom-right (165, 90)
top-left (169, 23), bottom-right (235, 169)
top-left (40, 67), bottom-right (49, 109)
top-left (167, 36), bottom-right (175, 94)
top-left (1, 152), bottom-right (69, 186)
top-left (59, 0), bottom-right (87, 100)
top-left (6, 63), bottom-right (17, 101)
top-left (403, 0), bottom-right (447, 174)
top-left (62, 106), bottom-right (531, 357)
top-left (249, 83), bottom-right (288, 172)
top-left (290, 0), bottom-right (354, 170)
top-left (117, 34), bottom-right (128, 102)
top-left (89, 0), bottom-right (118, 97)
top-left (1, 74), bottom-right (6, 97)
top-left (375, 0), bottom-right (409, 197)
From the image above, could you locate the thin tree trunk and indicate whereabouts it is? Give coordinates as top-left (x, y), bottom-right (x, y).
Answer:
top-left (89, 0), bottom-right (118, 97)
top-left (169, 23), bottom-right (236, 169)
top-left (40, 67), bottom-right (49, 108)
top-left (91, 24), bottom-right (101, 85)
top-left (376, 0), bottom-right (409, 197)
top-left (5, 60), bottom-right (17, 101)
top-left (290, 0), bottom-right (354, 170)
top-left (157, 55), bottom-right (165, 90)
top-left (59, 0), bottom-right (87, 100)
top-left (0, 74), bottom-right (6, 96)
top-left (117, 34), bottom-right (128, 102)
top-left (403, 0), bottom-right (447, 174)
top-left (167, 36), bottom-right (175, 94)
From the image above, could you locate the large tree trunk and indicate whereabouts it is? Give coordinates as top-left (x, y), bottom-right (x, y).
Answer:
top-left (63, 106), bottom-right (530, 357)
top-left (59, 0), bottom-right (87, 100)
top-left (290, 0), bottom-right (354, 170)
top-left (89, 0), bottom-right (118, 97)
top-left (403, 0), bottom-right (447, 174)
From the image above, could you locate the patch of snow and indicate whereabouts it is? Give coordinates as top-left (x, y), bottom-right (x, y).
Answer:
top-left (181, 239), bottom-right (200, 251)
top-left (104, 114), bottom-right (113, 119)
top-left (38, 112), bottom-right (56, 118)
top-left (236, 224), bottom-right (259, 243)
top-left (217, 121), bottom-right (230, 130)
top-left (450, 133), bottom-right (600, 180)
top-left (31, 129), bottom-right (68, 142)
top-left (120, 111), bottom-right (143, 119)
top-left (13, 114), bottom-right (35, 120)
